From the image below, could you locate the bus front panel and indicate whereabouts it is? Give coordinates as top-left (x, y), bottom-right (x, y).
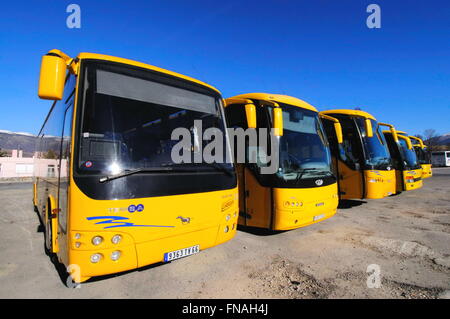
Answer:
top-left (68, 181), bottom-right (238, 279)
top-left (272, 183), bottom-right (338, 230)
top-left (421, 164), bottom-right (432, 179)
top-left (402, 168), bottom-right (423, 191)
top-left (364, 169), bottom-right (396, 198)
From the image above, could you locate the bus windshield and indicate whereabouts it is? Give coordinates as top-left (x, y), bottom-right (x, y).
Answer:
top-left (356, 119), bottom-right (391, 167)
top-left (414, 146), bottom-right (430, 164)
top-left (77, 62), bottom-right (232, 176)
top-left (273, 104), bottom-right (332, 181)
top-left (398, 139), bottom-right (419, 169)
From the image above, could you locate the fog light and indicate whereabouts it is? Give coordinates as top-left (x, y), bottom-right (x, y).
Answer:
top-left (90, 253), bottom-right (102, 263)
top-left (75, 242), bottom-right (81, 248)
top-left (111, 251), bottom-right (121, 261)
top-left (92, 236), bottom-right (103, 246)
top-left (111, 234), bottom-right (122, 244)
top-left (224, 226), bottom-right (229, 233)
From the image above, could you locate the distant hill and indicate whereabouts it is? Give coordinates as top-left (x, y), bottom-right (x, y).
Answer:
top-left (437, 133), bottom-right (450, 146)
top-left (0, 130), bottom-right (37, 157)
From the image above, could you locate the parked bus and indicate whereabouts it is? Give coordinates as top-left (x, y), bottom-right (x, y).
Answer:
top-left (34, 49), bottom-right (238, 283)
top-left (319, 110), bottom-right (395, 199)
top-left (224, 93), bottom-right (341, 230)
top-left (431, 151), bottom-right (450, 167)
top-left (408, 135), bottom-right (432, 179)
top-left (382, 127), bottom-right (422, 192)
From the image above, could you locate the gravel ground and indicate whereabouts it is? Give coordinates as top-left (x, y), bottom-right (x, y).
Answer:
top-left (0, 168), bottom-right (449, 299)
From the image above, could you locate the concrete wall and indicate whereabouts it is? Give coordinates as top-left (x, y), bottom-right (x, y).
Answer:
top-left (0, 150), bottom-right (66, 179)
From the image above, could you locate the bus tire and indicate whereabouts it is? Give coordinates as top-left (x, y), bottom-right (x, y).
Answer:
top-left (44, 199), bottom-right (53, 256)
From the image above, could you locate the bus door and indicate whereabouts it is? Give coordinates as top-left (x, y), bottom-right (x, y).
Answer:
top-left (334, 117), bottom-right (364, 199)
top-left (243, 167), bottom-right (271, 229)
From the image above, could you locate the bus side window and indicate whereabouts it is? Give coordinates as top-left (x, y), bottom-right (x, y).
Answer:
top-left (225, 104), bottom-right (248, 129)
top-left (225, 104), bottom-right (248, 163)
top-left (58, 75), bottom-right (76, 233)
top-left (336, 117), bottom-right (362, 169)
top-left (322, 120), bottom-right (339, 154)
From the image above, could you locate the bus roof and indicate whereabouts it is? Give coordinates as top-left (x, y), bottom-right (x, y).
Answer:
top-left (76, 52), bottom-right (221, 95)
top-left (320, 109), bottom-right (376, 121)
top-left (228, 93), bottom-right (318, 112)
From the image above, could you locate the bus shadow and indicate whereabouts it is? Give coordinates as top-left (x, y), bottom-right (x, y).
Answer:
top-left (237, 225), bottom-right (287, 236)
top-left (338, 199), bottom-right (367, 209)
top-left (49, 254), bottom-right (169, 287)
top-left (82, 262), bottom-right (167, 284)
top-left (388, 192), bottom-right (402, 197)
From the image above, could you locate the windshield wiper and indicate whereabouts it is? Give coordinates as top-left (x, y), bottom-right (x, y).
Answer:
top-left (99, 167), bottom-right (195, 183)
top-left (163, 162), bottom-right (234, 176)
top-left (294, 168), bottom-right (318, 184)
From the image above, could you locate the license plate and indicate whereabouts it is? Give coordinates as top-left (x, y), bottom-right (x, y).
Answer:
top-left (164, 245), bottom-right (200, 262)
top-left (313, 214), bottom-right (325, 221)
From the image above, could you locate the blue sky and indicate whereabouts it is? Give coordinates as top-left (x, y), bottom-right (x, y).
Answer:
top-left (0, 0), bottom-right (449, 136)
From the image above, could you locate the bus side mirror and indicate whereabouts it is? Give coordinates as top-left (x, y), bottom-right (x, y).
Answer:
top-left (245, 104), bottom-right (257, 129)
top-left (334, 122), bottom-right (343, 144)
top-left (379, 122), bottom-right (398, 142)
top-left (390, 127), bottom-right (399, 142)
top-left (38, 54), bottom-right (67, 100)
top-left (405, 138), bottom-right (413, 150)
top-left (273, 107), bottom-right (283, 136)
top-left (318, 113), bottom-right (342, 144)
top-left (364, 118), bottom-right (373, 138)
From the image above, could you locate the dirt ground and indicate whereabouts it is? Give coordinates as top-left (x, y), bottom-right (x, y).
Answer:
top-left (0, 168), bottom-right (449, 299)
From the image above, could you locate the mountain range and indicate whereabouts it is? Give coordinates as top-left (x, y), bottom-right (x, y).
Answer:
top-left (1, 129), bottom-right (449, 158)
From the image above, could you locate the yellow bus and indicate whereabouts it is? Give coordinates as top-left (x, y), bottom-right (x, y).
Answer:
top-left (224, 93), bottom-right (341, 231)
top-left (408, 135), bottom-right (432, 179)
top-left (382, 128), bottom-right (423, 192)
top-left (319, 110), bottom-right (396, 199)
top-left (34, 49), bottom-right (238, 283)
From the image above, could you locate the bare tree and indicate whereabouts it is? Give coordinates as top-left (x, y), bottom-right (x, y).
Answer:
top-left (423, 129), bottom-right (440, 150)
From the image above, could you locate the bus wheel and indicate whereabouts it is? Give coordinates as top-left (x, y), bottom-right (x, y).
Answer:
top-left (44, 201), bottom-right (53, 255)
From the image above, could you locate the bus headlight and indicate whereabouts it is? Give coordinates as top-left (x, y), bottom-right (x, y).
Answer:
top-left (90, 253), bottom-right (102, 263)
top-left (111, 234), bottom-right (122, 244)
top-left (225, 214), bottom-right (231, 221)
top-left (91, 236), bottom-right (103, 246)
top-left (111, 251), bottom-right (121, 261)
